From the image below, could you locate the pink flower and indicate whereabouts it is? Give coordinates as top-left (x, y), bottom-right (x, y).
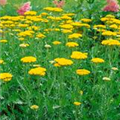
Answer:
top-left (53, 0), bottom-right (65, 8)
top-left (0, 0), bottom-right (7, 6)
top-left (103, 0), bottom-right (120, 12)
top-left (17, 2), bottom-right (31, 15)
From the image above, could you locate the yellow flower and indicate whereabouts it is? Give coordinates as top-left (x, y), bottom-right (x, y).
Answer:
top-left (21, 56), bottom-right (37, 63)
top-left (19, 38), bottom-right (25, 41)
top-left (93, 25), bottom-right (106, 29)
top-left (72, 22), bottom-right (82, 27)
top-left (0, 59), bottom-right (4, 64)
top-left (13, 29), bottom-right (21, 32)
top-left (54, 58), bottom-right (73, 66)
top-left (0, 73), bottom-right (12, 82)
top-left (24, 11), bottom-right (37, 16)
top-left (36, 33), bottom-right (46, 39)
top-left (91, 58), bottom-right (105, 63)
top-left (77, 23), bottom-right (90, 28)
top-left (52, 41), bottom-right (61, 45)
top-left (19, 43), bottom-right (29, 48)
top-left (101, 39), bottom-right (120, 46)
top-left (102, 31), bottom-right (117, 36)
top-left (76, 69), bottom-right (90, 75)
top-left (66, 42), bottom-right (79, 47)
top-left (62, 13), bottom-right (75, 16)
top-left (73, 102), bottom-right (81, 106)
top-left (81, 18), bottom-right (92, 23)
top-left (54, 63), bottom-right (61, 67)
top-left (0, 40), bottom-right (7, 43)
top-left (68, 33), bottom-right (82, 39)
top-left (44, 7), bottom-right (63, 12)
top-left (18, 24), bottom-right (29, 28)
top-left (109, 24), bottom-right (118, 29)
top-left (71, 51), bottom-right (88, 60)
top-left (62, 29), bottom-right (72, 33)
top-left (18, 30), bottom-right (34, 37)
top-left (41, 12), bottom-right (48, 16)
top-left (28, 67), bottom-right (46, 76)
top-left (61, 15), bottom-right (72, 20)
top-left (30, 105), bottom-right (39, 110)
top-left (60, 24), bottom-right (73, 29)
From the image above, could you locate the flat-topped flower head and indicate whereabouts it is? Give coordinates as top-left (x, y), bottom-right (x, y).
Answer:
top-left (0, 40), bottom-right (7, 43)
top-left (0, 59), bottom-right (4, 64)
top-left (102, 31), bottom-right (117, 36)
top-left (30, 105), bottom-right (39, 110)
top-left (73, 102), bottom-right (81, 106)
top-left (66, 42), bottom-right (79, 48)
top-left (44, 7), bottom-right (63, 12)
top-left (54, 58), bottom-right (73, 66)
top-left (68, 33), bottom-right (82, 39)
top-left (81, 18), bottom-right (92, 23)
top-left (0, 73), bottom-right (12, 82)
top-left (24, 11), bottom-right (37, 16)
top-left (21, 56), bottom-right (37, 63)
top-left (91, 58), bottom-right (105, 63)
top-left (60, 24), bottom-right (73, 29)
top-left (36, 33), bottom-right (46, 39)
top-left (71, 51), bottom-right (88, 60)
top-left (28, 67), bottom-right (46, 76)
top-left (52, 41), bottom-right (61, 45)
top-left (19, 43), bottom-right (29, 48)
top-left (76, 69), bottom-right (90, 76)
top-left (101, 39), bottom-right (120, 46)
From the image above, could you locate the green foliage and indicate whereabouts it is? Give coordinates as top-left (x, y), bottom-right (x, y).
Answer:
top-left (0, 0), bottom-right (120, 120)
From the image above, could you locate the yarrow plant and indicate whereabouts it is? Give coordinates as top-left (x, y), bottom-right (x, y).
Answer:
top-left (17, 2), bottom-right (31, 15)
top-left (103, 0), bottom-right (120, 12)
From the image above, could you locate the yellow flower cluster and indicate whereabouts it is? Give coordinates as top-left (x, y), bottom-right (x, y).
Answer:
top-left (19, 43), bottom-right (29, 48)
top-left (81, 18), bottom-right (92, 23)
top-left (66, 42), bottom-right (79, 47)
top-left (54, 58), bottom-right (73, 66)
top-left (0, 59), bottom-right (4, 64)
top-left (21, 56), bottom-right (37, 63)
top-left (73, 102), bottom-right (81, 106)
top-left (52, 41), bottom-right (61, 45)
top-left (91, 58), bottom-right (105, 63)
top-left (101, 39), bottom-right (120, 46)
top-left (44, 7), bottom-right (63, 12)
top-left (0, 40), bottom-right (8, 43)
top-left (60, 24), bottom-right (73, 29)
top-left (0, 73), bottom-right (12, 82)
top-left (68, 33), bottom-right (82, 39)
top-left (24, 11), bottom-right (37, 16)
top-left (76, 69), bottom-right (90, 76)
top-left (71, 51), bottom-right (88, 60)
top-left (102, 31), bottom-right (117, 36)
top-left (28, 67), bottom-right (46, 76)
top-left (36, 33), bottom-right (46, 38)
top-left (30, 105), bottom-right (39, 110)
